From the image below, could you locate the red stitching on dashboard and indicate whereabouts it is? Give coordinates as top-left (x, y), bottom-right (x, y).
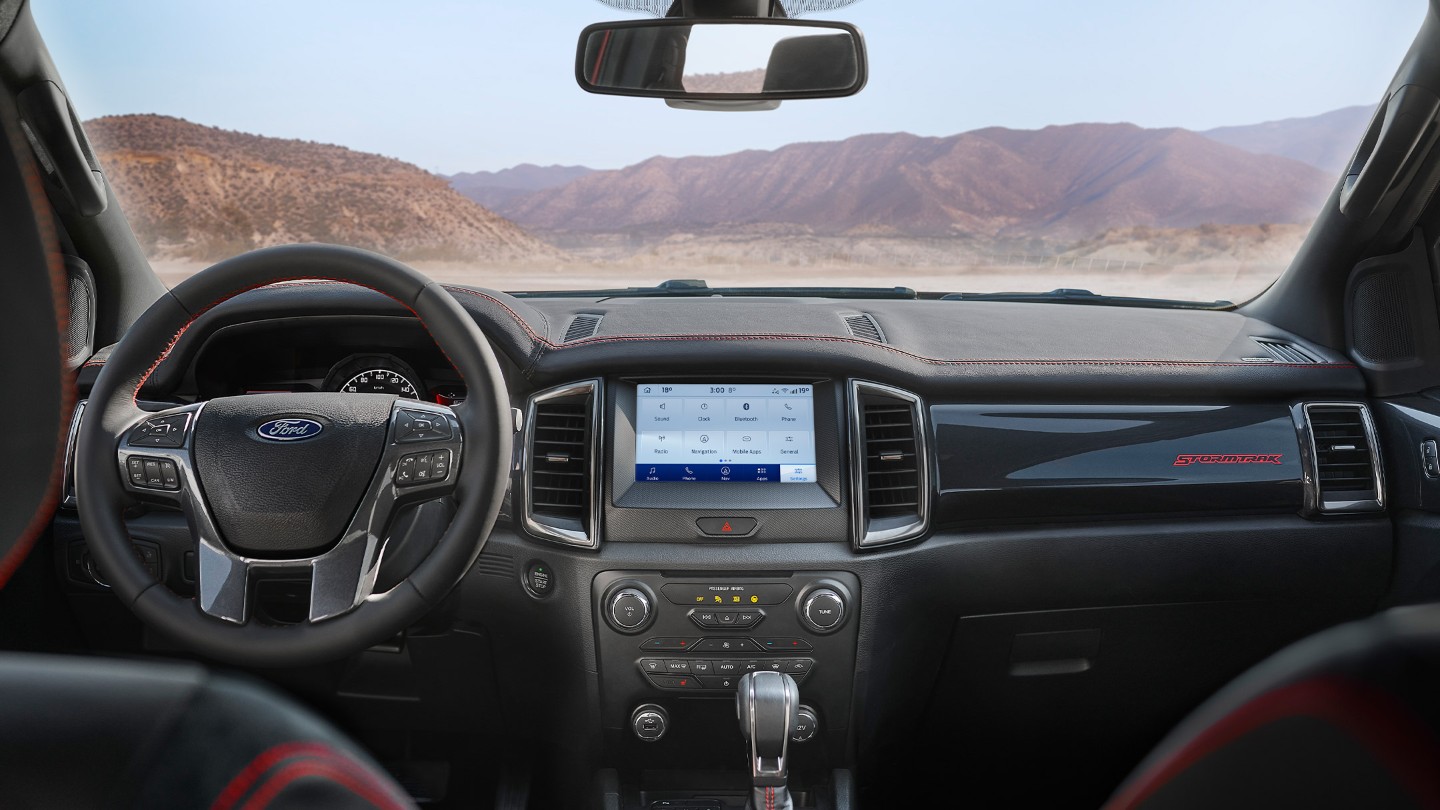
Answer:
top-left (421, 286), bottom-right (1359, 370)
top-left (96, 279), bottom-right (1358, 377)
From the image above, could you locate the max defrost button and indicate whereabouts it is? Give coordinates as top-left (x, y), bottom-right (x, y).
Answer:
top-left (696, 517), bottom-right (757, 537)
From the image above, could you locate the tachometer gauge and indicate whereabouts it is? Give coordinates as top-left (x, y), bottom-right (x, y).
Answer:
top-left (323, 355), bottom-right (425, 400)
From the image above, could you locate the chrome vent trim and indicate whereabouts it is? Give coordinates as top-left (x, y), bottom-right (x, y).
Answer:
top-left (1252, 337), bottom-right (1320, 364)
top-left (61, 399), bottom-right (86, 508)
top-left (562, 314), bottom-right (604, 343)
top-left (523, 380), bottom-right (603, 549)
top-left (1299, 402), bottom-right (1385, 514)
top-left (843, 313), bottom-right (886, 343)
top-left (849, 380), bottom-right (930, 549)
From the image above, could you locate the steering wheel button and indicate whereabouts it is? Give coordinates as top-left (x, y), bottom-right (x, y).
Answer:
top-left (127, 457), bottom-right (147, 485)
top-left (159, 460), bottom-right (180, 489)
top-left (395, 456), bottom-right (417, 485)
top-left (142, 460), bottom-right (164, 487)
top-left (396, 409), bottom-right (453, 443)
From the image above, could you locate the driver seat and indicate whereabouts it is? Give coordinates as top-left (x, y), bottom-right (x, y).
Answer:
top-left (0, 56), bottom-right (415, 810)
top-left (0, 653), bottom-right (416, 809)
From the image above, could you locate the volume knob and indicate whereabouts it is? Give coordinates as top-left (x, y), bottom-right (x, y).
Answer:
top-left (800, 588), bottom-right (845, 633)
top-left (609, 587), bottom-right (652, 631)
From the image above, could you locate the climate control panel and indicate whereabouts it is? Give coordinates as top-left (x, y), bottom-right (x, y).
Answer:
top-left (593, 570), bottom-right (859, 763)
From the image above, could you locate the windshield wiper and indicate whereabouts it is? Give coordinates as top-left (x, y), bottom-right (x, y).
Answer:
top-left (511, 279), bottom-right (918, 300)
top-left (939, 288), bottom-right (1233, 310)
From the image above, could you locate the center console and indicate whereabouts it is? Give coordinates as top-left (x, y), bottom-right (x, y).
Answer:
top-left (523, 376), bottom-right (873, 807)
top-left (593, 570), bottom-right (860, 806)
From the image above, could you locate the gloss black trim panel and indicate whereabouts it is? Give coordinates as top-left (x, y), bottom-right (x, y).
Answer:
top-left (932, 404), bottom-right (1303, 524)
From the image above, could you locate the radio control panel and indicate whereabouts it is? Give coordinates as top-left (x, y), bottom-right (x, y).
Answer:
top-left (593, 570), bottom-right (859, 760)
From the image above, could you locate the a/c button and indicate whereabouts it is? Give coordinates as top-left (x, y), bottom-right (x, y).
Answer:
top-left (696, 517), bottom-right (758, 537)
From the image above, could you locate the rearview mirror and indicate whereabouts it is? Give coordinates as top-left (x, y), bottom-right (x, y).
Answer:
top-left (576, 18), bottom-right (867, 109)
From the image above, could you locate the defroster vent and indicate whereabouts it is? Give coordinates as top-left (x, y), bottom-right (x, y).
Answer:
top-left (525, 380), bottom-right (602, 547)
top-left (850, 381), bottom-right (929, 548)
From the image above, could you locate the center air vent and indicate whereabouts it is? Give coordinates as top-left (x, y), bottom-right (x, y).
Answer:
top-left (525, 380), bottom-right (602, 548)
top-left (1301, 402), bottom-right (1384, 514)
top-left (850, 380), bottom-right (929, 548)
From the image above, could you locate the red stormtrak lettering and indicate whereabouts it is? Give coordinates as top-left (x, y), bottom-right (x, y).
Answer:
top-left (1173, 454), bottom-right (1284, 467)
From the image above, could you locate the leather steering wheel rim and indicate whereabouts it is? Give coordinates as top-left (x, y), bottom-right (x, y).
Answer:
top-left (75, 244), bottom-right (511, 667)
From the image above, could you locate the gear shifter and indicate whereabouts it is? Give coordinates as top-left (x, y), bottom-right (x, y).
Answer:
top-left (736, 670), bottom-right (800, 810)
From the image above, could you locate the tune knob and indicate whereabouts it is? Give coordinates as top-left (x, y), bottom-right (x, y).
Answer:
top-left (608, 587), bottom-right (652, 632)
top-left (800, 588), bottom-right (845, 633)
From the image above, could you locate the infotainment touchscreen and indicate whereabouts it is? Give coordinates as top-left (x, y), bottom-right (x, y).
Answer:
top-left (634, 384), bottom-right (817, 483)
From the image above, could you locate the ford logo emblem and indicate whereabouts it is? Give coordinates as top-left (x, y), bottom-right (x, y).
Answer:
top-left (256, 418), bottom-right (324, 442)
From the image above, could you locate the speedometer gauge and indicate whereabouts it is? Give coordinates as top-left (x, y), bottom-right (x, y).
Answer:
top-left (323, 355), bottom-right (425, 400)
top-left (341, 368), bottom-right (418, 397)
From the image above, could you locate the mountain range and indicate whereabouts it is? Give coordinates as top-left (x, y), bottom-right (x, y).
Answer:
top-left (1202, 105), bottom-right (1372, 176)
top-left (87, 115), bottom-right (560, 263)
top-left (85, 106), bottom-right (1372, 266)
top-left (448, 164), bottom-right (596, 209)
top-left (494, 123), bottom-right (1335, 240)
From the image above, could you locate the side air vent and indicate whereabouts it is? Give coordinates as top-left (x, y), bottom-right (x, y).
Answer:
top-left (562, 314), bottom-right (604, 342)
top-left (61, 399), bottom-right (87, 508)
top-left (524, 380), bottom-right (602, 548)
top-left (1252, 338), bottom-right (1321, 364)
top-left (1301, 403), bottom-right (1384, 514)
top-left (849, 380), bottom-right (929, 549)
top-left (843, 313), bottom-right (886, 343)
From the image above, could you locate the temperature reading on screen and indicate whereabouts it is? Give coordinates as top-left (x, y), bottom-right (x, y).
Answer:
top-left (635, 383), bottom-right (817, 483)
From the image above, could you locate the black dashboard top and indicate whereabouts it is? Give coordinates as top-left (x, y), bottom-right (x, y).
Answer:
top-left (77, 281), bottom-right (1363, 402)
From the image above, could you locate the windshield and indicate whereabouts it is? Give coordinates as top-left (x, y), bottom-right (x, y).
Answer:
top-left (36, 0), bottom-right (1423, 302)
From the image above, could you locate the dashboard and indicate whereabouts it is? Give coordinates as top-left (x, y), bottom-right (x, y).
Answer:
top-left (60, 280), bottom-right (1401, 807)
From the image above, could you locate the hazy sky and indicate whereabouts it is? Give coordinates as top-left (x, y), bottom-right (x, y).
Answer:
top-left (33, 0), bottom-right (1425, 174)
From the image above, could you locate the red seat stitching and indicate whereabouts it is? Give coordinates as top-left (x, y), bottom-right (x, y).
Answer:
top-left (238, 759), bottom-right (405, 810)
top-left (210, 741), bottom-right (408, 810)
top-left (1106, 676), bottom-right (1440, 809)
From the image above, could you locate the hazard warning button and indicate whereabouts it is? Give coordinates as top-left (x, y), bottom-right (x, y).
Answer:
top-left (695, 517), bottom-right (758, 538)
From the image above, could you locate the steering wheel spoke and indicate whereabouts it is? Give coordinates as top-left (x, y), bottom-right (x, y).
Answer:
top-left (192, 398), bottom-right (464, 625)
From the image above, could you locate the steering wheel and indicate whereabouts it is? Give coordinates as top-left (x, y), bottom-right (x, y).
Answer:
top-left (75, 245), bottom-right (511, 667)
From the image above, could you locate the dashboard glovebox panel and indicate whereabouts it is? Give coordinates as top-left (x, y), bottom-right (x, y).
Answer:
top-left (932, 403), bottom-right (1307, 524)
